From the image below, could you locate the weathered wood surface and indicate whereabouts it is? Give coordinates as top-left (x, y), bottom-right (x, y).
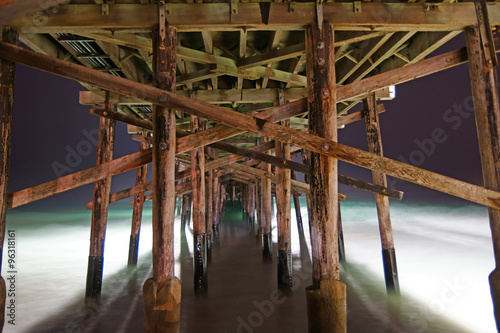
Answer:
top-left (0, 27), bottom-right (16, 270)
top-left (0, 26), bottom-right (17, 331)
top-left (86, 115), bottom-right (115, 301)
top-left (363, 94), bottom-right (399, 294)
top-left (8, 149), bottom-right (151, 210)
top-left (129, 134), bottom-right (148, 266)
top-left (307, 22), bottom-right (339, 286)
top-left (8, 3), bottom-right (500, 33)
top-left (3, 41), bottom-right (500, 209)
top-left (466, 24), bottom-right (500, 331)
top-left (191, 116), bottom-right (206, 235)
top-left (151, 25), bottom-right (177, 283)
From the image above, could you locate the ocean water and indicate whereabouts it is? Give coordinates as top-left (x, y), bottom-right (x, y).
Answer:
top-left (1, 199), bottom-right (496, 332)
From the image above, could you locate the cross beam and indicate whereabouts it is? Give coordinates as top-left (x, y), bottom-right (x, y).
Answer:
top-left (2, 42), bottom-right (500, 209)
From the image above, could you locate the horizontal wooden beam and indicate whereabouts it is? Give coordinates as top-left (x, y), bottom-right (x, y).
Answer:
top-left (80, 88), bottom-right (308, 105)
top-left (8, 149), bottom-right (152, 210)
top-left (7, 3), bottom-right (500, 33)
top-left (4, 42), bottom-right (500, 209)
top-left (231, 167), bottom-right (347, 200)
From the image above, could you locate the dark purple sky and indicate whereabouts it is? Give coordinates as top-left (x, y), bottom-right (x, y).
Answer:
top-left (7, 33), bottom-right (496, 210)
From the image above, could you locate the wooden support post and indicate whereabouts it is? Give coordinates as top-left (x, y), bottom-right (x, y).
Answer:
top-left (305, 22), bottom-right (346, 333)
top-left (466, 24), bottom-right (500, 331)
top-left (363, 94), bottom-right (399, 294)
top-left (86, 114), bottom-right (116, 302)
top-left (0, 26), bottom-right (17, 331)
top-left (191, 115), bottom-right (207, 294)
top-left (181, 194), bottom-right (188, 228)
top-left (142, 21), bottom-right (181, 333)
top-left (291, 170), bottom-right (307, 251)
top-left (205, 161), bottom-right (213, 263)
top-left (276, 91), bottom-right (292, 289)
top-left (213, 170), bottom-right (221, 247)
top-left (128, 134), bottom-right (148, 267)
top-left (261, 141), bottom-right (273, 263)
top-left (337, 200), bottom-right (346, 263)
top-left (256, 178), bottom-right (262, 243)
top-left (231, 184), bottom-right (236, 208)
top-left (249, 181), bottom-right (256, 233)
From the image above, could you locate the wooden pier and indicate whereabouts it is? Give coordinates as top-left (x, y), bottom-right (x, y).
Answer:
top-left (1, 0), bottom-right (500, 332)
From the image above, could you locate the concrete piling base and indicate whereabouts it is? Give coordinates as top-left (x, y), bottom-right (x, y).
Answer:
top-left (143, 277), bottom-right (181, 333)
top-left (306, 278), bottom-right (347, 333)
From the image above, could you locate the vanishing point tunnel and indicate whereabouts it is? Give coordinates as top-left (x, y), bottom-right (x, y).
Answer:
top-left (1, 0), bottom-right (500, 332)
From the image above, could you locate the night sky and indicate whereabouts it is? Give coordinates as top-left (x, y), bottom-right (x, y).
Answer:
top-left (7, 33), bottom-right (497, 211)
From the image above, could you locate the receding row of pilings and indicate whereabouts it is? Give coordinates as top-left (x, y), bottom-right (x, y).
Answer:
top-left (2, 18), bottom-right (500, 333)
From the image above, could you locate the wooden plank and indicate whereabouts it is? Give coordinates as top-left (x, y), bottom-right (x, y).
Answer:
top-left (80, 88), bottom-right (308, 105)
top-left (7, 149), bottom-right (152, 210)
top-left (4, 42), bottom-right (500, 209)
top-left (0, 0), bottom-right (67, 26)
top-left (238, 43), bottom-right (305, 69)
top-left (8, 3), bottom-right (500, 32)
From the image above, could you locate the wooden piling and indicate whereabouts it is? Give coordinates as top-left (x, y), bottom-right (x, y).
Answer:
top-left (0, 26), bottom-right (17, 331)
top-left (261, 145), bottom-right (273, 262)
top-left (337, 200), bottom-right (346, 263)
top-left (86, 114), bottom-right (115, 302)
top-left (305, 22), bottom-right (346, 333)
top-left (143, 24), bottom-right (181, 333)
top-left (212, 169), bottom-right (221, 246)
top-left (191, 115), bottom-right (208, 294)
top-left (248, 181), bottom-right (256, 233)
top-left (363, 94), bottom-right (399, 294)
top-left (465, 24), bottom-right (500, 331)
top-left (128, 134), bottom-right (148, 267)
top-left (206, 164), bottom-right (213, 263)
top-left (276, 118), bottom-right (292, 290)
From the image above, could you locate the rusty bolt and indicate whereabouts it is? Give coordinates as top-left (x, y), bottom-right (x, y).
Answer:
top-left (322, 143), bottom-right (330, 151)
top-left (317, 41), bottom-right (325, 49)
top-left (159, 93), bottom-right (168, 102)
top-left (159, 142), bottom-right (167, 150)
top-left (317, 58), bottom-right (325, 66)
top-left (321, 88), bottom-right (329, 99)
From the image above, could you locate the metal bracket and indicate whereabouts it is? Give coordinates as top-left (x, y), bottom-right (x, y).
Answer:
top-left (230, 0), bottom-right (238, 15)
top-left (475, 0), bottom-right (497, 69)
top-left (353, 1), bottom-right (361, 13)
top-left (165, 3), bottom-right (172, 15)
top-left (278, 88), bottom-right (285, 106)
top-left (101, 4), bottom-right (109, 15)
